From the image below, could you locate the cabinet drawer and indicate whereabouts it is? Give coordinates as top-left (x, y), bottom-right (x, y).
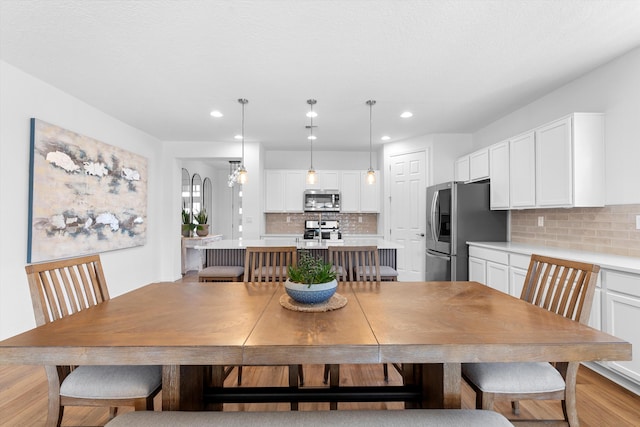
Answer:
top-left (468, 246), bottom-right (509, 265)
top-left (510, 253), bottom-right (530, 270)
top-left (604, 270), bottom-right (640, 297)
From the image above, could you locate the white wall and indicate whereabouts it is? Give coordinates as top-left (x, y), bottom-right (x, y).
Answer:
top-left (472, 47), bottom-right (640, 204)
top-left (265, 150), bottom-right (376, 170)
top-left (0, 61), bottom-right (165, 339)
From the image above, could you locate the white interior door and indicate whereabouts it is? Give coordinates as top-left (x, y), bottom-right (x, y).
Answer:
top-left (389, 151), bottom-right (427, 281)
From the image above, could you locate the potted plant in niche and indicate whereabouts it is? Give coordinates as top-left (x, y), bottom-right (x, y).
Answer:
top-left (194, 209), bottom-right (209, 237)
top-left (285, 251), bottom-right (338, 304)
top-left (181, 209), bottom-right (196, 237)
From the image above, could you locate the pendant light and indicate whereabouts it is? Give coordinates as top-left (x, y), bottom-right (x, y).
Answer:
top-left (237, 98), bottom-right (249, 185)
top-left (366, 99), bottom-right (376, 185)
top-left (306, 99), bottom-right (317, 185)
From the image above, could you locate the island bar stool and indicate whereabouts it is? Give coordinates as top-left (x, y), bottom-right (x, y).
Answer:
top-left (462, 254), bottom-right (600, 426)
top-left (24, 254), bottom-right (162, 427)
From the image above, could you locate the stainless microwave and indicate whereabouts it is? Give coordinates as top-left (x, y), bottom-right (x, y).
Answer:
top-left (303, 189), bottom-right (341, 212)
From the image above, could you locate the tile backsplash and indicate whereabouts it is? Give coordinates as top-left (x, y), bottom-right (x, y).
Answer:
top-left (265, 213), bottom-right (378, 235)
top-left (511, 204), bottom-right (640, 258)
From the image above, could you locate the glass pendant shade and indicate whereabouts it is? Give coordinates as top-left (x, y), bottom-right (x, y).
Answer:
top-left (366, 168), bottom-right (376, 185)
top-left (307, 168), bottom-right (317, 185)
top-left (237, 165), bottom-right (248, 184)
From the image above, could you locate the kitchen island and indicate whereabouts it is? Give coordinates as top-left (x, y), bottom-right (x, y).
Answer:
top-left (195, 237), bottom-right (402, 270)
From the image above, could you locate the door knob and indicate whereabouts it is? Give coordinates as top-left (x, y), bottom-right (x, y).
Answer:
top-left (416, 233), bottom-right (425, 237)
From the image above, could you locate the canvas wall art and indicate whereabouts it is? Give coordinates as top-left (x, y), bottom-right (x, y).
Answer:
top-left (27, 118), bottom-right (148, 263)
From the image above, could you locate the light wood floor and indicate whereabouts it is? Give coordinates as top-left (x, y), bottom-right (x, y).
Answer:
top-left (1, 273), bottom-right (638, 426)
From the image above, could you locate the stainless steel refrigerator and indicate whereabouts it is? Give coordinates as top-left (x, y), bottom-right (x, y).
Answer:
top-left (426, 181), bottom-right (507, 281)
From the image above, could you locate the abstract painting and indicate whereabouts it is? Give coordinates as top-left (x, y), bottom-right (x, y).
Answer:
top-left (27, 118), bottom-right (148, 263)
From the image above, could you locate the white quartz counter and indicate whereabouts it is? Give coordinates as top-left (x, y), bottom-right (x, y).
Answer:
top-left (467, 241), bottom-right (640, 275)
top-left (195, 238), bottom-right (403, 250)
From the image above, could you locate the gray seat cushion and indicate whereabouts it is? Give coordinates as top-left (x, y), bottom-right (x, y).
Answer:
top-left (380, 265), bottom-right (399, 277)
top-left (198, 266), bottom-right (244, 278)
top-left (106, 409), bottom-right (514, 426)
top-left (60, 365), bottom-right (161, 399)
top-left (462, 362), bottom-right (566, 394)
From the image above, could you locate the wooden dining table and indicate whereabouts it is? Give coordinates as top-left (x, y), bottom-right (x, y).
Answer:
top-left (0, 281), bottom-right (631, 411)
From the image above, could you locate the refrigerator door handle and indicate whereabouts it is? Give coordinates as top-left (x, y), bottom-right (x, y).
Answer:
top-left (430, 190), bottom-right (439, 242)
top-left (426, 250), bottom-right (450, 261)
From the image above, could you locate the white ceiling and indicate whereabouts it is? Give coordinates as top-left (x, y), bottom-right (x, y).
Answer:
top-left (1, 0), bottom-right (640, 151)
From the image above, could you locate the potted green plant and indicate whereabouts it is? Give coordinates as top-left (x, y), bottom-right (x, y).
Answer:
top-left (181, 209), bottom-right (196, 237)
top-left (285, 251), bottom-right (338, 304)
top-left (194, 208), bottom-right (209, 237)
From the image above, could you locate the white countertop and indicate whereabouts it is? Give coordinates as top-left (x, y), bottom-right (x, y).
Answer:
top-left (195, 238), bottom-right (403, 250)
top-left (468, 241), bottom-right (640, 275)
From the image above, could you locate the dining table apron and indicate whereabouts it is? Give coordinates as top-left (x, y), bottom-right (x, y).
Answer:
top-left (0, 281), bottom-right (631, 411)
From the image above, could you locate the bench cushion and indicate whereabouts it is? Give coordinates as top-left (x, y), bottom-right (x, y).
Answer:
top-left (198, 266), bottom-right (244, 278)
top-left (106, 409), bottom-right (513, 426)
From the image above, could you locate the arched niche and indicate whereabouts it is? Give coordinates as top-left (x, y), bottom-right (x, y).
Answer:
top-left (191, 173), bottom-right (202, 215)
top-left (203, 177), bottom-right (212, 220)
top-left (181, 168), bottom-right (191, 214)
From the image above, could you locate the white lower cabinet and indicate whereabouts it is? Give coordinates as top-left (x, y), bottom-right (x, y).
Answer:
top-left (604, 270), bottom-right (640, 383)
top-left (486, 262), bottom-right (509, 294)
top-left (468, 257), bottom-right (486, 284)
top-left (468, 247), bottom-right (510, 294)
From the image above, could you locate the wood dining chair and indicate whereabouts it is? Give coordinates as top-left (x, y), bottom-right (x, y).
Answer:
top-left (462, 254), bottom-right (600, 426)
top-left (25, 254), bottom-right (162, 427)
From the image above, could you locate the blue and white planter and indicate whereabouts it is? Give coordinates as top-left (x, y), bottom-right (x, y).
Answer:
top-left (284, 279), bottom-right (338, 304)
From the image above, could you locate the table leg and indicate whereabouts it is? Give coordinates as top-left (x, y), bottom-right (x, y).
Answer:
top-left (419, 363), bottom-right (461, 409)
top-left (162, 365), bottom-right (205, 411)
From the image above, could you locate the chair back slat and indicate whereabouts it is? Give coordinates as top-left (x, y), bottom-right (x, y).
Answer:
top-left (244, 246), bottom-right (297, 283)
top-left (520, 254), bottom-right (599, 324)
top-left (25, 255), bottom-right (110, 326)
top-left (328, 246), bottom-right (380, 282)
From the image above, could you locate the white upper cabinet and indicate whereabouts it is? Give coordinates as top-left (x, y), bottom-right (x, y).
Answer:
top-left (455, 148), bottom-right (488, 183)
top-left (340, 171), bottom-right (360, 212)
top-left (454, 155), bottom-right (470, 182)
top-left (509, 131), bottom-right (536, 209)
top-left (339, 170), bottom-right (381, 213)
top-left (469, 148), bottom-right (490, 182)
top-left (359, 171), bottom-right (380, 212)
top-left (264, 170), bottom-right (305, 212)
top-left (264, 170), bottom-right (285, 212)
top-left (485, 112), bottom-right (604, 210)
top-left (265, 169), bottom-right (380, 213)
top-left (489, 141), bottom-right (509, 210)
top-left (304, 170), bottom-right (340, 190)
top-left (535, 113), bottom-right (605, 208)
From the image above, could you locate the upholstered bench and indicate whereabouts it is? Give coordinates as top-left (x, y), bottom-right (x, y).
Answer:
top-left (106, 409), bottom-right (514, 426)
top-left (198, 265), bottom-right (244, 282)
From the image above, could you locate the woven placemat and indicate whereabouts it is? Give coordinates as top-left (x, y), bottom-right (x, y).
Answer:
top-left (279, 292), bottom-right (347, 312)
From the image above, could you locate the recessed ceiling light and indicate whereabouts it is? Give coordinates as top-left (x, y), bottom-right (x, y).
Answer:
top-left (400, 111), bottom-right (413, 118)
top-left (210, 110), bottom-right (223, 118)
top-left (381, 135), bottom-right (391, 141)
top-left (234, 134), bottom-right (243, 140)
top-left (306, 111), bottom-right (318, 118)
